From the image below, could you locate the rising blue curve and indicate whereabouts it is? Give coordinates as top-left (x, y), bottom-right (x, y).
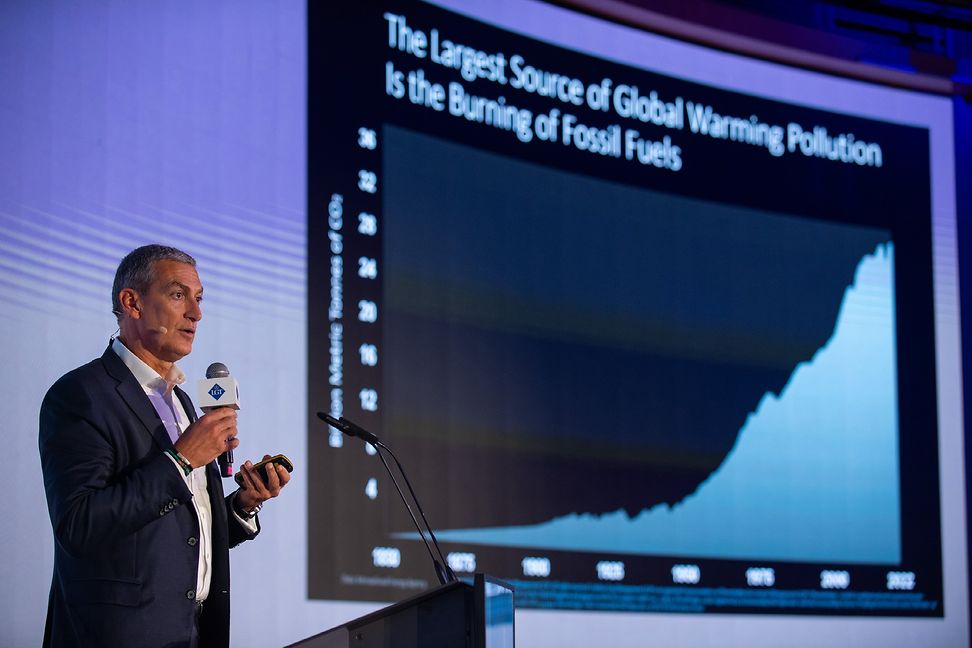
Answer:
top-left (420, 243), bottom-right (900, 564)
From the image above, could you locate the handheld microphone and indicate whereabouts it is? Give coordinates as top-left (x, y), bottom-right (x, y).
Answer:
top-left (317, 412), bottom-right (457, 585)
top-left (198, 362), bottom-right (240, 478)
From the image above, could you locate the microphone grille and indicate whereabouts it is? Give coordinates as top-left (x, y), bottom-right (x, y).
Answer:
top-left (206, 362), bottom-right (230, 378)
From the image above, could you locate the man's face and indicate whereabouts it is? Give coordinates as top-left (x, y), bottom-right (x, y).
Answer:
top-left (129, 260), bottom-right (204, 364)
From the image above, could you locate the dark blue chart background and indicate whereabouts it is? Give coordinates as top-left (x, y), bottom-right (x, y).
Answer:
top-left (382, 126), bottom-right (890, 529)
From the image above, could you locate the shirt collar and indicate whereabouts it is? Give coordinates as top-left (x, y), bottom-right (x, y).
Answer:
top-left (111, 337), bottom-right (186, 396)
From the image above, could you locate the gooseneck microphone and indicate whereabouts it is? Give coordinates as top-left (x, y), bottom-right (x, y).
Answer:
top-left (317, 412), bottom-right (457, 585)
top-left (334, 414), bottom-right (453, 581)
top-left (198, 362), bottom-right (241, 478)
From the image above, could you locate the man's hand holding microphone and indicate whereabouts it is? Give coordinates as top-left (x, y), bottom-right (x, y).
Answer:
top-left (173, 362), bottom-right (289, 514)
top-left (173, 407), bottom-right (240, 469)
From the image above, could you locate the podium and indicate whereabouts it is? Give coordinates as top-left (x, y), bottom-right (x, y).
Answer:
top-left (286, 574), bottom-right (514, 648)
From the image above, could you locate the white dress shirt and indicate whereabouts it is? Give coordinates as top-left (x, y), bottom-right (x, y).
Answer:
top-left (111, 338), bottom-right (256, 602)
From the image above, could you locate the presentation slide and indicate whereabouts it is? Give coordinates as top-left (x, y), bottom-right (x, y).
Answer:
top-left (308, 0), bottom-right (958, 624)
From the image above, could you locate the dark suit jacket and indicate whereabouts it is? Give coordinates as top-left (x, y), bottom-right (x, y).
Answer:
top-left (39, 346), bottom-right (258, 648)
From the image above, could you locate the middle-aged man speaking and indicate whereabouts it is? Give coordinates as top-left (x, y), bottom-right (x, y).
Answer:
top-left (39, 244), bottom-right (291, 648)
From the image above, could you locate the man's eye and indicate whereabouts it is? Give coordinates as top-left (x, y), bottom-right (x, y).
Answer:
top-left (172, 292), bottom-right (184, 299)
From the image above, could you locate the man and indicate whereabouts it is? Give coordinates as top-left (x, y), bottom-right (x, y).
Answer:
top-left (39, 244), bottom-right (290, 647)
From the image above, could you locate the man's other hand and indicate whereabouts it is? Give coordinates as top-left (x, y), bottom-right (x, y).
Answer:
top-left (235, 455), bottom-right (291, 512)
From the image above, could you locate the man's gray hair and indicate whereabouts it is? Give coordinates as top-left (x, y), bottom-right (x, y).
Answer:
top-left (111, 244), bottom-right (196, 319)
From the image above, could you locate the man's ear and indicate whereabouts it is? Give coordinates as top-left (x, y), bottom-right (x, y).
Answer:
top-left (118, 288), bottom-right (141, 319)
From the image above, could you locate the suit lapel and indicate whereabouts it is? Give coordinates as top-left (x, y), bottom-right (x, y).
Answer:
top-left (100, 345), bottom-right (174, 451)
top-left (174, 385), bottom-right (198, 424)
